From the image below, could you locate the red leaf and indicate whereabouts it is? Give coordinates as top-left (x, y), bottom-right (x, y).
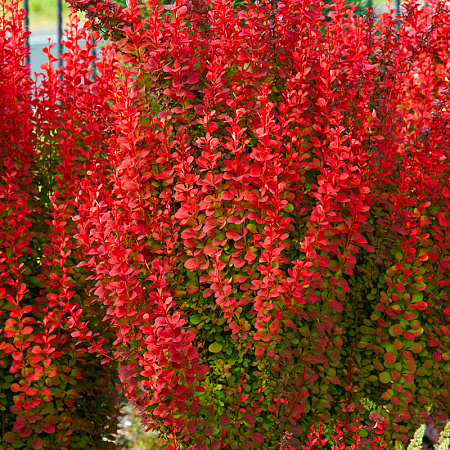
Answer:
top-left (187, 347), bottom-right (198, 360)
top-left (186, 285), bottom-right (199, 293)
top-left (186, 420), bottom-right (198, 433)
top-left (219, 416), bottom-right (230, 426)
top-left (20, 426), bottom-right (32, 438)
top-left (27, 387), bottom-right (38, 395)
top-left (197, 365), bottom-right (209, 376)
top-left (184, 258), bottom-right (200, 270)
top-left (244, 414), bottom-right (256, 424)
top-left (437, 212), bottom-right (450, 227)
top-left (250, 432), bottom-right (264, 443)
top-left (14, 416), bottom-right (26, 430)
top-left (384, 352), bottom-right (396, 364)
top-left (270, 321), bottom-right (280, 331)
top-left (244, 249), bottom-right (257, 262)
top-left (17, 283), bottom-right (27, 295)
top-left (329, 299), bottom-right (343, 313)
top-left (415, 301), bottom-right (427, 311)
top-left (403, 373), bottom-right (414, 383)
top-left (404, 331), bottom-right (415, 341)
top-left (32, 437), bottom-right (43, 449)
top-left (337, 278), bottom-right (350, 293)
top-left (429, 337), bottom-right (439, 346)
top-left (42, 422), bottom-right (55, 433)
top-left (226, 229), bottom-right (241, 241)
top-left (2, 343), bottom-right (16, 353)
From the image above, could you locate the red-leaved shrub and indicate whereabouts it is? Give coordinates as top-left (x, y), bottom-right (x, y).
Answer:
top-left (65, 0), bottom-right (450, 447)
top-left (0, 2), bottom-right (121, 448)
top-left (2, 0), bottom-right (450, 448)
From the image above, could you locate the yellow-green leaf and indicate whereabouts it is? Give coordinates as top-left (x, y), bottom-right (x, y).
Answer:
top-left (379, 371), bottom-right (391, 384)
top-left (190, 315), bottom-right (201, 325)
top-left (208, 342), bottom-right (223, 353)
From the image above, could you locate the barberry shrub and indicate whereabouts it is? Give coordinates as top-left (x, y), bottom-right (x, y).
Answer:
top-left (64, 0), bottom-right (450, 447)
top-left (64, 0), bottom-right (450, 448)
top-left (0, 2), bottom-right (122, 448)
top-left (3, 0), bottom-right (450, 448)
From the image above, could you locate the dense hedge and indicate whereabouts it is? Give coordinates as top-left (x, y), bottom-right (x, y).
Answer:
top-left (1, 0), bottom-right (450, 449)
top-left (65, 0), bottom-right (450, 448)
top-left (0, 4), bottom-right (121, 448)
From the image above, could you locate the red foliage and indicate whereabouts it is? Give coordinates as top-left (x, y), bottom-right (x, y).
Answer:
top-left (66, 0), bottom-right (450, 446)
top-left (0, 2), bottom-right (121, 448)
top-left (2, 0), bottom-right (450, 448)
top-left (69, 0), bottom-right (450, 446)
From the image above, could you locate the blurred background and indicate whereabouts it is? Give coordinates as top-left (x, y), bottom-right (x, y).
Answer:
top-left (20, 0), bottom-right (80, 76)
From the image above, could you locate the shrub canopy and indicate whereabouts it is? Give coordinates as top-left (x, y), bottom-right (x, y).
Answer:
top-left (1, 0), bottom-right (450, 448)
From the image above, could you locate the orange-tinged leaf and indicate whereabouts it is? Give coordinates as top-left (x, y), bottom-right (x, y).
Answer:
top-left (384, 352), bottom-right (396, 364)
top-left (3, 431), bottom-right (18, 443)
top-left (184, 258), bottom-right (199, 270)
top-left (410, 342), bottom-right (423, 353)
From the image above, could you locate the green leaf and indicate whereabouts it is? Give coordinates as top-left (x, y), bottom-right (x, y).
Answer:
top-left (190, 315), bottom-right (201, 325)
top-left (379, 371), bottom-right (391, 384)
top-left (4, 431), bottom-right (18, 443)
top-left (208, 342), bottom-right (223, 353)
top-left (284, 203), bottom-right (294, 212)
